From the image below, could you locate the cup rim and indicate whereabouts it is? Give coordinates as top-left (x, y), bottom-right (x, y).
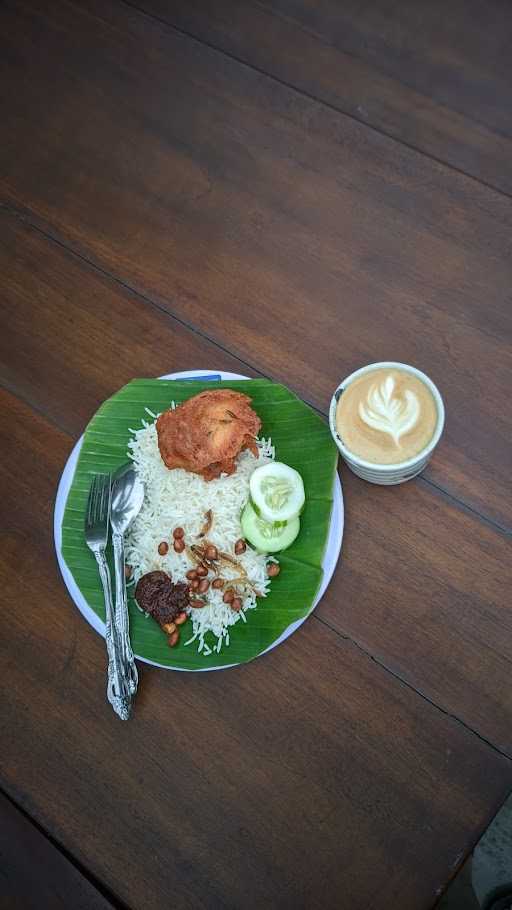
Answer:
top-left (329, 361), bottom-right (445, 472)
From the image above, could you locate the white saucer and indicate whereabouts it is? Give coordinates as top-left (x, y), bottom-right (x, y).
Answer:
top-left (54, 370), bottom-right (344, 670)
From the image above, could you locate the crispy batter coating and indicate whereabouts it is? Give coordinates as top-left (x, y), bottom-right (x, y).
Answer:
top-left (156, 389), bottom-right (261, 480)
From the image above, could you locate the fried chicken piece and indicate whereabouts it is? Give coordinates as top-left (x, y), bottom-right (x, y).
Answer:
top-left (156, 389), bottom-right (261, 480)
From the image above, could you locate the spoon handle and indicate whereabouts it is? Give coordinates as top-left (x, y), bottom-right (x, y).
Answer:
top-left (112, 530), bottom-right (138, 696)
top-left (94, 549), bottom-right (132, 720)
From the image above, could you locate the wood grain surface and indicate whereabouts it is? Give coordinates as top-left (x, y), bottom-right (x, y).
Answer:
top-left (0, 210), bottom-right (260, 435)
top-left (141, 0), bottom-right (512, 195)
top-left (0, 791), bottom-right (114, 910)
top-left (1, 0), bottom-right (511, 529)
top-left (0, 390), bottom-right (511, 910)
top-left (320, 470), bottom-right (512, 756)
top-left (2, 211), bottom-right (511, 756)
top-left (1, 0), bottom-right (512, 907)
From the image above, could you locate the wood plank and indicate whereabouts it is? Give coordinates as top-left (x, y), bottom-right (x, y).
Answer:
top-left (0, 210), bottom-right (259, 435)
top-left (140, 0), bottom-right (512, 195)
top-left (0, 791), bottom-right (115, 910)
top-left (318, 467), bottom-right (512, 756)
top-left (1, 0), bottom-right (511, 529)
top-left (1, 389), bottom-right (511, 910)
top-left (2, 191), bottom-right (512, 755)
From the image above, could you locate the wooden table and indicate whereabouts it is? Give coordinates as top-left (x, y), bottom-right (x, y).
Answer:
top-left (1, 1), bottom-right (511, 907)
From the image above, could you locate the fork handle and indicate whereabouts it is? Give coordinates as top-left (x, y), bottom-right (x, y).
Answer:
top-left (94, 550), bottom-right (132, 720)
top-left (112, 531), bottom-right (138, 696)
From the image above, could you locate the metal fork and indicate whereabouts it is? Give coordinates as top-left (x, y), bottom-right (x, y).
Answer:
top-left (84, 473), bottom-right (132, 720)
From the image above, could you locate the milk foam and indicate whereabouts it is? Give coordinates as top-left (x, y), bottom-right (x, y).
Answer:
top-left (335, 366), bottom-right (439, 465)
top-left (358, 374), bottom-right (419, 448)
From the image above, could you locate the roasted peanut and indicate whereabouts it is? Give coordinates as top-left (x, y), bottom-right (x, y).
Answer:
top-left (190, 579), bottom-right (200, 591)
top-left (212, 577), bottom-right (224, 589)
top-left (234, 538), bottom-right (246, 555)
top-left (173, 526), bottom-right (185, 539)
top-left (162, 621), bottom-right (176, 635)
top-left (186, 569), bottom-right (198, 580)
top-left (205, 544), bottom-right (218, 561)
top-left (267, 563), bottom-right (280, 577)
top-left (158, 541), bottom-right (169, 556)
top-left (168, 629), bottom-right (180, 647)
top-left (196, 565), bottom-right (208, 578)
top-left (197, 578), bottom-right (210, 594)
top-left (223, 588), bottom-right (235, 604)
top-left (231, 597), bottom-right (242, 612)
top-left (173, 537), bottom-right (185, 554)
top-left (175, 611), bottom-right (188, 626)
top-left (190, 598), bottom-right (206, 608)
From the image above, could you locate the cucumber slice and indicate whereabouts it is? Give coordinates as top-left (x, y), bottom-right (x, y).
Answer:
top-left (249, 462), bottom-right (305, 523)
top-left (241, 502), bottom-right (300, 553)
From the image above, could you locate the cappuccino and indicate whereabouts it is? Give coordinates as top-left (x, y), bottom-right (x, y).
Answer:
top-left (335, 367), bottom-right (438, 465)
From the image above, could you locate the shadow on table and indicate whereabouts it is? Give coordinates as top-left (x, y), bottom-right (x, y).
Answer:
top-left (437, 792), bottom-right (512, 909)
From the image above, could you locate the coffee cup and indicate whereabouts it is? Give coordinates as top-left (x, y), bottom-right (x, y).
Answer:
top-left (329, 362), bottom-right (445, 485)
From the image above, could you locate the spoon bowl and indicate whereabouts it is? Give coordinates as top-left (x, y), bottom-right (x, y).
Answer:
top-left (111, 463), bottom-right (145, 535)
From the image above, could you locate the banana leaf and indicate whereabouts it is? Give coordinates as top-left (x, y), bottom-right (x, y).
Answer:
top-left (61, 378), bottom-right (338, 669)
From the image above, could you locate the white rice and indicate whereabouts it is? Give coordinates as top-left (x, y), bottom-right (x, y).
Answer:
top-left (125, 409), bottom-right (275, 655)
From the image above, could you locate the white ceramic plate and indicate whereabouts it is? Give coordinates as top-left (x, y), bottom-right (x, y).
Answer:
top-left (54, 370), bottom-right (344, 670)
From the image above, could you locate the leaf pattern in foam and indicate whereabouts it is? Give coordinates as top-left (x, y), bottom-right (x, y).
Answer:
top-left (358, 374), bottom-right (419, 447)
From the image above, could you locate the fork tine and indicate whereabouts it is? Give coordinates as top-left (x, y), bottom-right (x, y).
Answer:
top-left (92, 474), bottom-right (102, 524)
top-left (85, 474), bottom-right (112, 551)
top-left (102, 473), bottom-right (111, 519)
top-left (97, 475), bottom-right (104, 523)
top-left (86, 474), bottom-right (97, 528)
top-left (106, 472), bottom-right (112, 516)
top-left (93, 475), bottom-right (102, 524)
top-left (97, 473), bottom-right (111, 523)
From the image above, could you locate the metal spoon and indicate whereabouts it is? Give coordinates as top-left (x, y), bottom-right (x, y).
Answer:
top-left (110, 463), bottom-right (145, 699)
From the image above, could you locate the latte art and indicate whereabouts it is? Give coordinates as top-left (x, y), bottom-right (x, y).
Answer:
top-left (359, 375), bottom-right (419, 447)
top-left (336, 367), bottom-right (438, 465)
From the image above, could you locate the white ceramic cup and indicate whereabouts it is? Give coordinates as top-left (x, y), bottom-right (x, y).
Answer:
top-left (329, 362), bottom-right (445, 485)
